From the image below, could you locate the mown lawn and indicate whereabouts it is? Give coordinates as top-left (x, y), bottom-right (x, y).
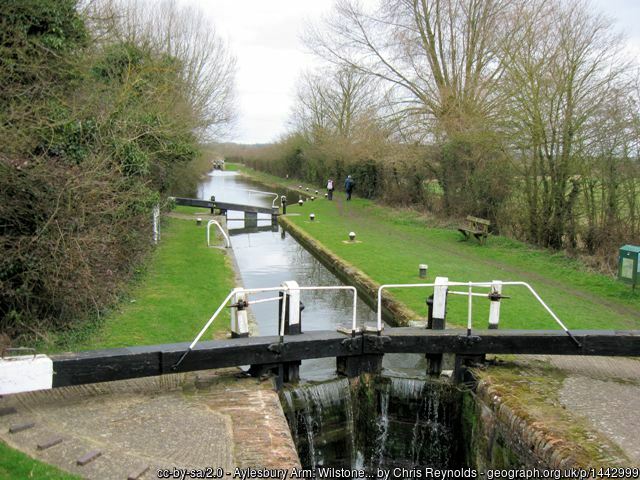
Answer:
top-left (67, 215), bottom-right (235, 350)
top-left (234, 164), bottom-right (639, 331)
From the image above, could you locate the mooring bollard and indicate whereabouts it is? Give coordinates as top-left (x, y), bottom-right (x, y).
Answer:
top-left (298, 198), bottom-right (303, 206)
top-left (349, 231), bottom-right (356, 241)
top-left (196, 217), bottom-right (202, 226)
top-left (419, 264), bottom-right (428, 278)
top-left (310, 213), bottom-right (315, 221)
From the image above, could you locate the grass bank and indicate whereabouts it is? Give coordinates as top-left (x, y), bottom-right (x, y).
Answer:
top-left (45, 212), bottom-right (234, 352)
top-left (70, 215), bottom-right (234, 350)
top-left (233, 164), bottom-right (639, 331)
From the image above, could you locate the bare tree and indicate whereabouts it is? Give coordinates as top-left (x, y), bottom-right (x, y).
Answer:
top-left (500, 0), bottom-right (631, 249)
top-left (306, 0), bottom-right (514, 137)
top-left (305, 0), bottom-right (518, 217)
top-left (86, 0), bottom-right (236, 139)
top-left (291, 66), bottom-right (386, 141)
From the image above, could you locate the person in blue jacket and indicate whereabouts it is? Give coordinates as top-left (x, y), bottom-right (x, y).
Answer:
top-left (345, 175), bottom-right (355, 200)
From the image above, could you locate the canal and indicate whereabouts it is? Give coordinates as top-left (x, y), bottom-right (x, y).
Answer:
top-left (193, 170), bottom-right (543, 473)
top-left (197, 170), bottom-right (427, 381)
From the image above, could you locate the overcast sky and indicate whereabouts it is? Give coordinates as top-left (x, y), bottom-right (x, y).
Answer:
top-left (182, 0), bottom-right (640, 145)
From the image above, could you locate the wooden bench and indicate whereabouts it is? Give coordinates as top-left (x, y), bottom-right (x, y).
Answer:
top-left (458, 216), bottom-right (491, 244)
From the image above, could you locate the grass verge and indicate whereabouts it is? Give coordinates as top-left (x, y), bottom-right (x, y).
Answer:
top-left (44, 212), bottom-right (234, 352)
top-left (66, 215), bottom-right (235, 350)
top-left (0, 441), bottom-right (81, 480)
top-left (233, 163), bottom-right (639, 330)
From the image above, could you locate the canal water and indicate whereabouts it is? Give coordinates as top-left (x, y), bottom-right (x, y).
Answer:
top-left (197, 170), bottom-right (427, 381)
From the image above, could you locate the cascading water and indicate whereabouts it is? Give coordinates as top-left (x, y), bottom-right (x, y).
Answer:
top-left (375, 387), bottom-right (390, 468)
top-left (280, 378), bottom-right (356, 468)
top-left (280, 375), bottom-right (464, 475)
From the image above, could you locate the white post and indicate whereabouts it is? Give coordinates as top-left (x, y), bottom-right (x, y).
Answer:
top-left (152, 205), bottom-right (160, 244)
top-left (488, 280), bottom-right (503, 329)
top-left (281, 280), bottom-right (301, 335)
top-left (433, 276), bottom-right (449, 323)
top-left (230, 291), bottom-right (249, 338)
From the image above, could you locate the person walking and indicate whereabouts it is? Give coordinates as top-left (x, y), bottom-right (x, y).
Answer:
top-left (345, 175), bottom-right (355, 201)
top-left (327, 178), bottom-right (334, 200)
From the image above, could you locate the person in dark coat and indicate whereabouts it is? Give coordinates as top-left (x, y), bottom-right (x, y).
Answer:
top-left (345, 175), bottom-right (355, 201)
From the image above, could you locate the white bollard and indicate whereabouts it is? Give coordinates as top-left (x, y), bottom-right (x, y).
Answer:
top-left (419, 264), bottom-right (428, 278)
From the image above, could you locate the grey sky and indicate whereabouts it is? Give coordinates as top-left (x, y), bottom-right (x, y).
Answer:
top-left (184, 0), bottom-right (640, 145)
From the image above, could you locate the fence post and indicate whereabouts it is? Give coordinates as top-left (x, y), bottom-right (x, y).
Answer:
top-left (281, 195), bottom-right (287, 215)
top-left (426, 276), bottom-right (448, 376)
top-left (210, 195), bottom-right (215, 215)
top-left (152, 205), bottom-right (160, 244)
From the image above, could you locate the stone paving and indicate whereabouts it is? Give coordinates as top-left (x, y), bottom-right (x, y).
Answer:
top-left (522, 355), bottom-right (640, 465)
top-left (0, 369), bottom-right (299, 479)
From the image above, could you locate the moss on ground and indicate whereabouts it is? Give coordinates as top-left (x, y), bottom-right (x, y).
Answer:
top-left (475, 358), bottom-right (630, 467)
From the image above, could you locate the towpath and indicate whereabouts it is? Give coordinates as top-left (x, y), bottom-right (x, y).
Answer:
top-left (497, 355), bottom-right (640, 466)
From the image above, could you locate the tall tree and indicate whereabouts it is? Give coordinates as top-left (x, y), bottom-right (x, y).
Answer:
top-left (500, 0), bottom-right (630, 249)
top-left (86, 0), bottom-right (236, 138)
top-left (306, 0), bottom-right (515, 216)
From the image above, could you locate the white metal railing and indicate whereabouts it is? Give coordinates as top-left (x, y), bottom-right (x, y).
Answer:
top-left (206, 220), bottom-right (230, 248)
top-left (172, 284), bottom-right (358, 369)
top-left (245, 189), bottom-right (279, 209)
top-left (376, 280), bottom-right (580, 346)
